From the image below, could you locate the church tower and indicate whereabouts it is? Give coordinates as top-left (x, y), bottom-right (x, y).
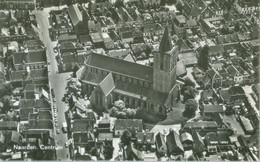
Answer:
top-left (153, 26), bottom-right (177, 93)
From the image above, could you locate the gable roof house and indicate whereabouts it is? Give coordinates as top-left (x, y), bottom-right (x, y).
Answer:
top-left (0, 121), bottom-right (18, 131)
top-left (143, 23), bottom-right (164, 37)
top-left (12, 49), bottom-right (47, 70)
top-left (135, 132), bottom-right (155, 150)
top-left (180, 132), bottom-right (193, 150)
top-left (201, 69), bottom-right (222, 89)
top-left (155, 132), bottom-right (167, 157)
top-left (182, 121), bottom-right (219, 136)
top-left (166, 130), bottom-right (184, 157)
top-left (202, 105), bottom-right (224, 117)
top-left (192, 131), bottom-right (205, 155)
top-left (218, 86), bottom-right (247, 104)
top-left (114, 119), bottom-right (143, 136)
top-left (68, 4), bottom-right (89, 35)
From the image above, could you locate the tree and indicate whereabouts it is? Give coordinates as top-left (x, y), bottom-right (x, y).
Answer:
top-left (64, 0), bottom-right (73, 6)
top-left (176, 2), bottom-right (183, 12)
top-left (160, 0), bottom-right (167, 6)
top-left (72, 63), bottom-right (80, 78)
top-left (115, 0), bottom-right (125, 9)
top-left (125, 108), bottom-right (136, 119)
top-left (182, 86), bottom-right (197, 102)
top-left (103, 144), bottom-right (114, 160)
top-left (234, 22), bottom-right (240, 32)
top-left (2, 95), bottom-right (12, 113)
top-left (121, 129), bottom-right (132, 146)
top-left (117, 111), bottom-right (126, 119)
top-left (166, 0), bottom-right (177, 5)
top-left (197, 45), bottom-right (209, 71)
top-left (183, 99), bottom-right (198, 118)
top-left (252, 55), bottom-right (259, 67)
top-left (184, 77), bottom-right (195, 87)
top-left (0, 83), bottom-right (13, 98)
top-left (110, 106), bottom-right (118, 117)
top-left (114, 100), bottom-right (125, 110)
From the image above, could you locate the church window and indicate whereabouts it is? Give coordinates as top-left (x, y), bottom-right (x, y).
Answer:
top-left (160, 62), bottom-right (164, 70)
top-left (143, 101), bottom-right (147, 107)
top-left (116, 75), bottom-right (120, 81)
top-left (128, 78), bottom-right (132, 83)
top-left (122, 76), bottom-right (126, 82)
top-left (159, 106), bottom-right (163, 113)
top-left (151, 104), bottom-right (154, 111)
top-left (138, 100), bottom-right (141, 107)
top-left (139, 80), bottom-right (143, 86)
top-left (133, 79), bottom-right (137, 85)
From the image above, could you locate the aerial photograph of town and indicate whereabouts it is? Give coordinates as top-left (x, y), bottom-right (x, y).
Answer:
top-left (0, 0), bottom-right (259, 161)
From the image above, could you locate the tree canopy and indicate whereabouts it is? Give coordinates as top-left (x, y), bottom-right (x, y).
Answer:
top-left (197, 45), bottom-right (209, 71)
top-left (0, 84), bottom-right (13, 98)
top-left (183, 99), bottom-right (198, 118)
top-left (120, 129), bottom-right (132, 146)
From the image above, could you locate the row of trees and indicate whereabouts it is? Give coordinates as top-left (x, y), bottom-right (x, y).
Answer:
top-left (181, 78), bottom-right (198, 118)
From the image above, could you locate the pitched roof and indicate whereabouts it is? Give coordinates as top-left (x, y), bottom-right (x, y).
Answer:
top-left (10, 131), bottom-right (21, 144)
top-left (19, 99), bottom-right (50, 109)
top-left (13, 50), bottom-right (47, 65)
top-left (143, 23), bottom-right (164, 33)
top-left (20, 108), bottom-right (34, 120)
top-left (72, 119), bottom-right (94, 132)
top-left (107, 49), bottom-right (131, 59)
top-left (192, 131), bottom-right (204, 147)
top-left (68, 4), bottom-right (82, 26)
top-left (10, 68), bottom-right (48, 82)
top-left (176, 61), bottom-right (187, 77)
top-left (183, 121), bottom-right (218, 129)
top-left (121, 31), bottom-right (133, 39)
top-left (180, 132), bottom-right (193, 142)
top-left (239, 115), bottom-right (254, 132)
top-left (208, 45), bottom-right (224, 54)
top-left (85, 53), bottom-right (153, 81)
top-left (73, 132), bottom-right (95, 144)
top-left (28, 120), bottom-right (53, 129)
top-left (114, 79), bottom-right (169, 104)
top-left (99, 73), bottom-right (115, 96)
top-left (178, 52), bottom-right (197, 66)
top-left (136, 132), bottom-right (154, 144)
top-left (205, 132), bottom-right (229, 145)
top-left (114, 119), bottom-right (143, 132)
top-left (159, 26), bottom-right (173, 53)
top-left (203, 105), bottom-right (224, 113)
top-left (226, 65), bottom-right (239, 77)
top-left (98, 133), bottom-right (113, 141)
top-left (0, 121), bottom-right (18, 128)
top-left (155, 132), bottom-right (166, 148)
top-left (166, 130), bottom-right (184, 153)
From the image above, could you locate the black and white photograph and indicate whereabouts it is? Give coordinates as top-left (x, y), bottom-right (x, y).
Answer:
top-left (0, 0), bottom-right (259, 161)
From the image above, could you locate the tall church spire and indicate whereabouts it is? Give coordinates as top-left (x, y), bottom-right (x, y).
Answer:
top-left (159, 26), bottom-right (173, 53)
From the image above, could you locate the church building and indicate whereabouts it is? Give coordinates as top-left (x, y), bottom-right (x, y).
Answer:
top-left (79, 27), bottom-right (180, 116)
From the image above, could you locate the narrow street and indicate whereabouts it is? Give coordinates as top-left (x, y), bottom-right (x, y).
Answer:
top-left (33, 10), bottom-right (71, 161)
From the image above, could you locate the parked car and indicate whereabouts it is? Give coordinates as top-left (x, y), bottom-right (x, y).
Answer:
top-left (56, 129), bottom-right (60, 134)
top-left (65, 142), bottom-right (69, 148)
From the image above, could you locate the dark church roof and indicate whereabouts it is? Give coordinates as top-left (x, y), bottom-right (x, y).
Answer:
top-left (86, 53), bottom-right (153, 81)
top-left (159, 26), bottom-right (173, 53)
